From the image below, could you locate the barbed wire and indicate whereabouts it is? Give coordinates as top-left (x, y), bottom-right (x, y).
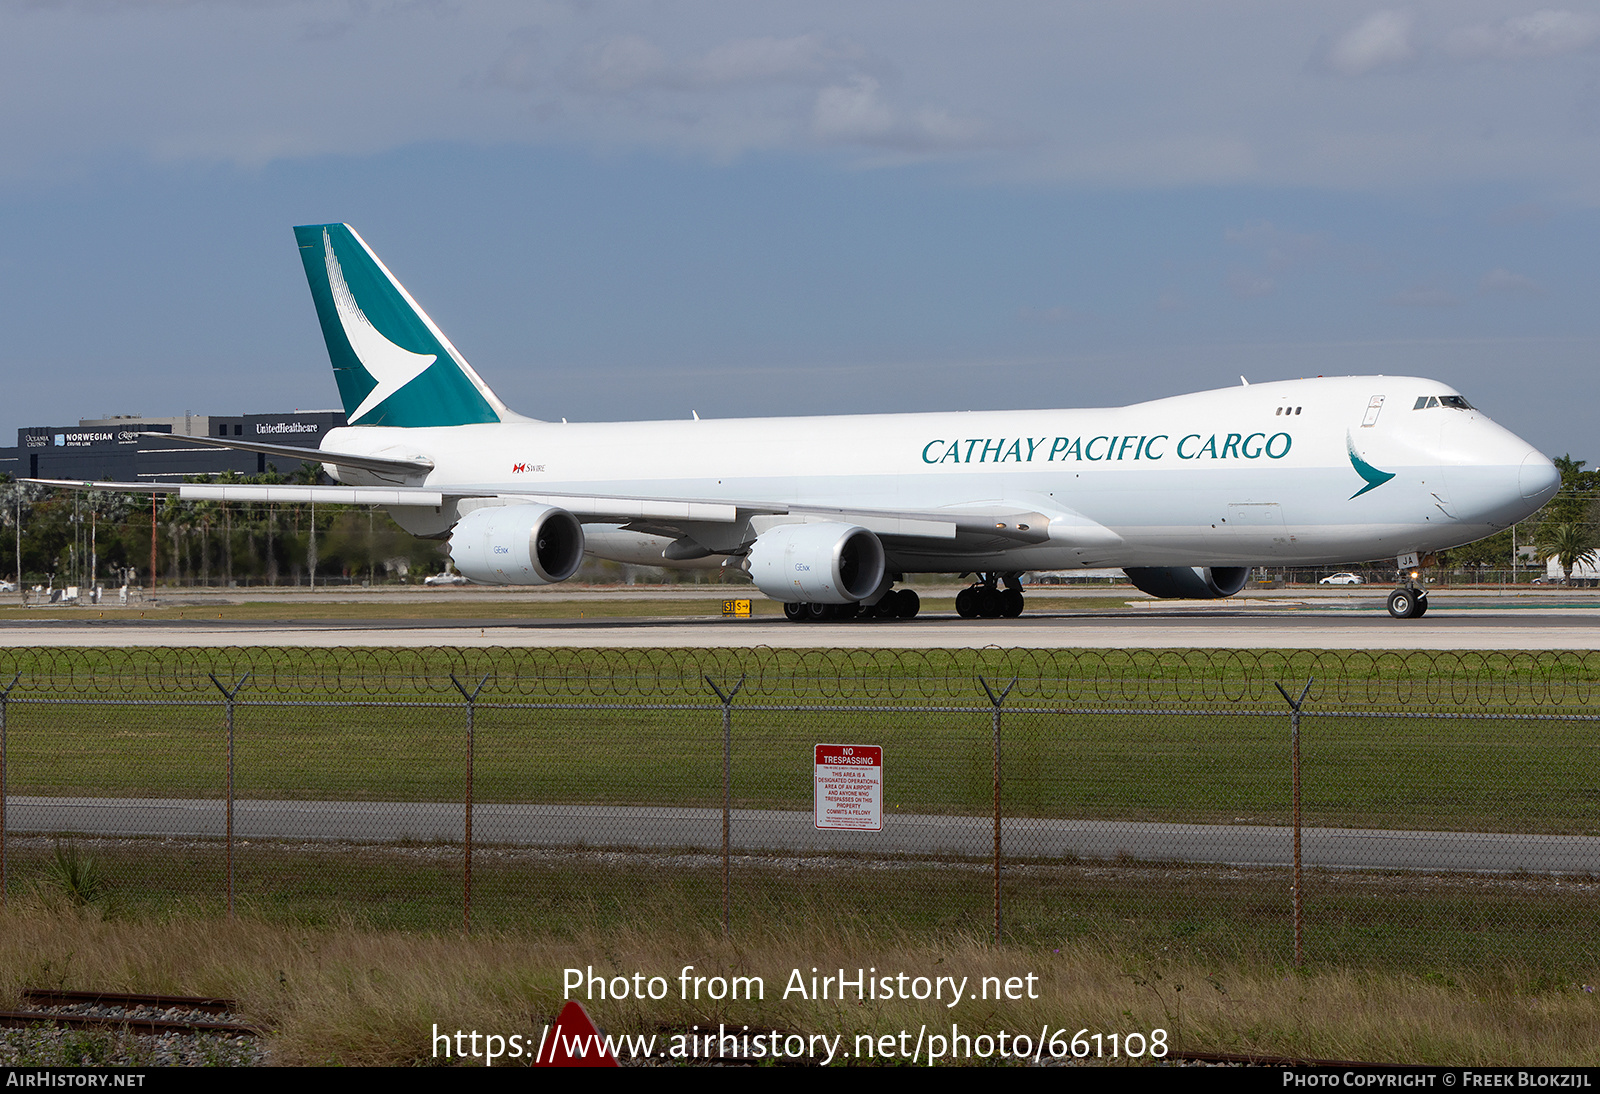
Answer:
top-left (0, 646), bottom-right (1595, 707)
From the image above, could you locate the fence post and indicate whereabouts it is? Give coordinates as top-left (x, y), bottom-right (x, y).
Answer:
top-left (0, 673), bottom-right (18, 907)
top-left (978, 675), bottom-right (1017, 944)
top-left (1274, 676), bottom-right (1314, 968)
top-left (451, 674), bottom-right (490, 935)
top-left (705, 674), bottom-right (746, 938)
top-left (208, 673), bottom-right (250, 919)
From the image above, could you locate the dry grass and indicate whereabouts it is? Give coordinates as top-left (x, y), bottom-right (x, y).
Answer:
top-left (0, 906), bottom-right (1595, 1066)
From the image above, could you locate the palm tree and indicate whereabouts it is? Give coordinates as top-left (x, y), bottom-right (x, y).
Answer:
top-left (1535, 521), bottom-right (1600, 584)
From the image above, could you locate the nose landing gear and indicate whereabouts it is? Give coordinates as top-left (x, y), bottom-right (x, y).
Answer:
top-left (1386, 587), bottom-right (1427, 619)
top-left (1386, 552), bottom-right (1429, 618)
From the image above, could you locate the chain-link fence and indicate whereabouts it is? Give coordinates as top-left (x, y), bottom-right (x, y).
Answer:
top-left (2, 647), bottom-right (1598, 973)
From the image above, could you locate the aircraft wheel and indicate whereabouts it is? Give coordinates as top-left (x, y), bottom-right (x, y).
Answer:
top-left (836, 602), bottom-right (861, 621)
top-left (897, 589), bottom-right (921, 619)
top-left (873, 593), bottom-right (901, 619)
top-left (977, 587), bottom-right (1003, 618)
top-left (1387, 589), bottom-right (1417, 619)
top-left (806, 602), bottom-right (833, 621)
top-left (784, 602), bottom-right (807, 622)
top-left (956, 587), bottom-right (979, 618)
top-left (1412, 594), bottom-right (1428, 618)
top-left (1001, 588), bottom-right (1025, 618)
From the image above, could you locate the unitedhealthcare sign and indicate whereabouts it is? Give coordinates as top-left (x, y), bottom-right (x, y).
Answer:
top-left (254, 420), bottom-right (322, 436)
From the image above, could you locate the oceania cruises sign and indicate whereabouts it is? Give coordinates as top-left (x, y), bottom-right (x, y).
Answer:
top-left (920, 432), bottom-right (1294, 465)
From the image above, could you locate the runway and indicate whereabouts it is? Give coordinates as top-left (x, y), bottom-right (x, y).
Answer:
top-left (11, 796), bottom-right (1598, 874)
top-left (3, 606), bottom-right (1598, 649)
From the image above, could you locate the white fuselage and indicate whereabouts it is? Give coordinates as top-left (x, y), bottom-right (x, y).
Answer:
top-left (321, 375), bottom-right (1558, 572)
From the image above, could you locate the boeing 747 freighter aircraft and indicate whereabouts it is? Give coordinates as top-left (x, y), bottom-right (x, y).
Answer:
top-left (32, 224), bottom-right (1561, 621)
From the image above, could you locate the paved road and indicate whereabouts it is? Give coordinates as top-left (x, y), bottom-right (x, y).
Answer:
top-left (5, 605), bottom-right (1600, 650)
top-left (11, 797), bottom-right (1598, 873)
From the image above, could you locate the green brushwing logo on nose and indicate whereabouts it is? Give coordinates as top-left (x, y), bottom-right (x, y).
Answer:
top-left (1347, 433), bottom-right (1395, 498)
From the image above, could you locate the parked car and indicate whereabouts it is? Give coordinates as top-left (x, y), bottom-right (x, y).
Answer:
top-left (423, 571), bottom-right (469, 587)
top-left (1319, 572), bottom-right (1364, 585)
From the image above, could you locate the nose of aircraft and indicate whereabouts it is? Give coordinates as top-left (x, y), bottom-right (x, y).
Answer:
top-left (1518, 449), bottom-right (1560, 506)
top-left (1436, 411), bottom-right (1559, 526)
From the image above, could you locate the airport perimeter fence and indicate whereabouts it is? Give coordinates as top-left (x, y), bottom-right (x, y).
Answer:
top-left (2, 646), bottom-right (1600, 973)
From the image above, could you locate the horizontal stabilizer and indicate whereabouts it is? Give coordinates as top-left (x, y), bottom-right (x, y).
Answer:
top-left (144, 432), bottom-right (433, 476)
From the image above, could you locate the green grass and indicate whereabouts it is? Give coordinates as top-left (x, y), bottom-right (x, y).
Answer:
top-left (3, 840), bottom-right (1597, 976)
top-left (6, 702), bottom-right (1600, 832)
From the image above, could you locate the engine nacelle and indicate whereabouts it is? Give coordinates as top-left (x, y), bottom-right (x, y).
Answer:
top-left (448, 504), bottom-right (585, 585)
top-left (1123, 566), bottom-right (1250, 600)
top-left (746, 522), bottom-right (886, 604)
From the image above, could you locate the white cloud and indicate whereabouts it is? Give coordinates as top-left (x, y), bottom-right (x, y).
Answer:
top-left (1227, 272), bottom-right (1276, 299)
top-left (1225, 221), bottom-right (1323, 271)
top-left (563, 33), bottom-right (863, 95)
top-left (1322, 11), bottom-right (1416, 76)
top-left (1016, 304), bottom-right (1078, 323)
top-left (810, 75), bottom-right (988, 152)
top-left (7, 3), bottom-right (1600, 190)
top-left (1479, 268), bottom-right (1544, 295)
top-left (1445, 10), bottom-right (1600, 60)
top-left (690, 34), bottom-right (856, 86)
top-left (571, 34), bottom-right (669, 93)
top-left (488, 28), bottom-right (544, 92)
top-left (811, 77), bottom-right (898, 141)
top-left (1388, 285), bottom-right (1457, 307)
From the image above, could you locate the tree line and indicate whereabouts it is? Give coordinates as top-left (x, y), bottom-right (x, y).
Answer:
top-left (0, 464), bottom-right (447, 590)
top-left (4, 454), bottom-right (1598, 590)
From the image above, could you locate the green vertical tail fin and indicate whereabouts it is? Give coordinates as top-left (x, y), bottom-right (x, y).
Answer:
top-left (294, 224), bottom-right (513, 427)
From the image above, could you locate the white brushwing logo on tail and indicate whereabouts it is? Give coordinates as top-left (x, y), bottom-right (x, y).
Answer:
top-left (323, 228), bottom-right (437, 424)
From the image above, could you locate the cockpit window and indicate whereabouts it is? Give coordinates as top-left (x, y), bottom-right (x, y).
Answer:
top-left (1413, 395), bottom-right (1474, 410)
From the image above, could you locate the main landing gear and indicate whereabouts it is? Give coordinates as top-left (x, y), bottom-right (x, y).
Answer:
top-left (782, 587), bottom-right (921, 622)
top-left (955, 573), bottom-right (1026, 619)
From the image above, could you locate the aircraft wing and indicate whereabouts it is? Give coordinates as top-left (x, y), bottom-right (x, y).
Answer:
top-left (23, 478), bottom-right (744, 523)
top-left (23, 479), bottom-right (1119, 550)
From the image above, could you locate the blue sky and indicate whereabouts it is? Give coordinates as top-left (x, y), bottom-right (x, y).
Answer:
top-left (2, 1), bottom-right (1598, 456)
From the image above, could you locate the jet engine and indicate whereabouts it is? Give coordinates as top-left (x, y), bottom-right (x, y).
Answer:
top-left (746, 522), bottom-right (885, 604)
top-left (1122, 566), bottom-right (1250, 600)
top-left (448, 503), bottom-right (585, 585)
